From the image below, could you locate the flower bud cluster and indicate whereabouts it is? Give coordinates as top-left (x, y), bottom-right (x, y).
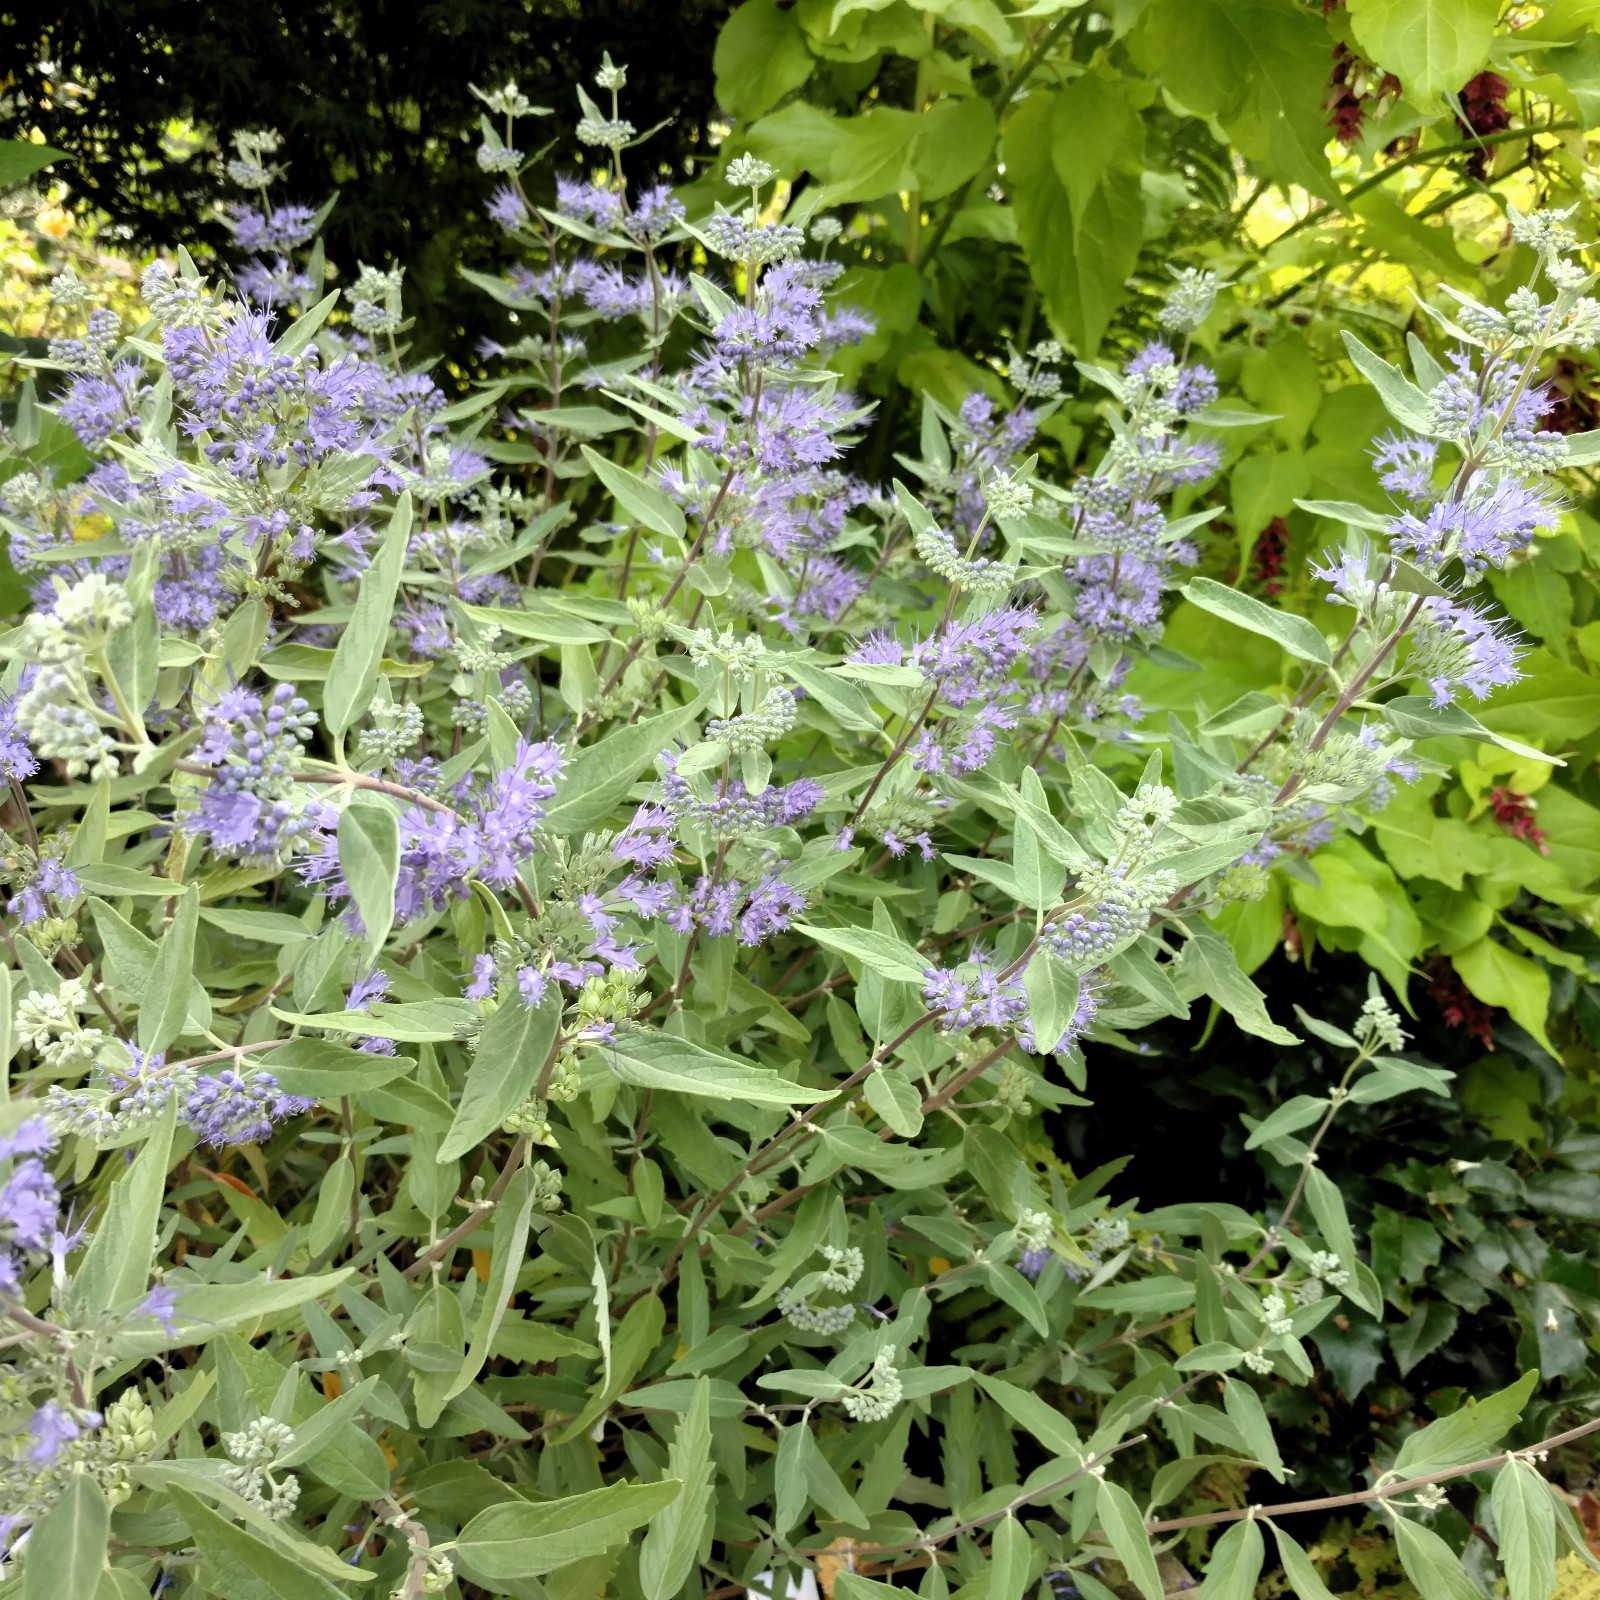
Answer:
top-left (913, 517), bottom-right (1017, 595)
top-left (705, 685), bottom-right (798, 753)
top-left (220, 1416), bottom-right (301, 1520)
top-left (842, 1345), bottom-right (902, 1422)
top-left (358, 698), bottom-right (425, 768)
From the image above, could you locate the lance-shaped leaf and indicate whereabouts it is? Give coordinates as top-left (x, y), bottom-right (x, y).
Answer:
top-left (21, 1472), bottom-right (108, 1600)
top-left (325, 490), bottom-right (413, 737)
top-left (1197, 1515), bottom-right (1265, 1600)
top-left (1268, 1523), bottom-right (1340, 1600)
top-left (337, 791), bottom-right (399, 969)
top-left (1181, 577), bottom-right (1332, 666)
top-left (1096, 1479), bottom-right (1163, 1600)
top-left (438, 992), bottom-right (560, 1163)
top-left (72, 1099), bottom-right (175, 1314)
top-left (580, 444), bottom-right (686, 540)
top-left (455, 1479), bottom-right (683, 1581)
top-left (1492, 1458), bottom-right (1556, 1600)
top-left (639, 1378), bottom-right (716, 1600)
top-left (139, 884), bottom-right (200, 1054)
top-left (1391, 1515), bottom-right (1481, 1600)
top-left (1392, 1370), bottom-right (1536, 1476)
top-left (795, 921), bottom-right (928, 985)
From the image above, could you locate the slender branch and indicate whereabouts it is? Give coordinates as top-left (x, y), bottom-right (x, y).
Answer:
top-left (174, 761), bottom-right (456, 818)
top-left (1266, 119), bottom-right (1578, 250)
top-left (402, 1136), bottom-right (527, 1279)
top-left (1147, 1415), bottom-right (1600, 1533)
top-left (851, 1436), bottom-right (1148, 1555)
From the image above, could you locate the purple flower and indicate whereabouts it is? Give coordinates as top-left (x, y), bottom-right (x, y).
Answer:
top-left (485, 184), bottom-right (529, 232)
top-left (346, 971), bottom-right (391, 1012)
top-left (738, 875), bottom-right (809, 945)
top-left (0, 1120), bottom-right (54, 1161)
top-left (1, 1157), bottom-right (60, 1254)
top-left (516, 966), bottom-right (548, 1006)
top-left (185, 1070), bottom-right (312, 1147)
top-left (28, 1401), bottom-right (100, 1465)
top-left (922, 956), bottom-right (1028, 1033)
top-left (1018, 1247), bottom-right (1052, 1281)
top-left (466, 954), bottom-right (498, 999)
top-left (140, 1284), bottom-right (180, 1333)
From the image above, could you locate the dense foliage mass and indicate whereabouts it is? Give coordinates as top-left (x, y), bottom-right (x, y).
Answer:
top-left (6, 4), bottom-right (1600, 1600)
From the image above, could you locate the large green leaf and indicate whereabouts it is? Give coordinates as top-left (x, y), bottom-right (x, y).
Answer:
top-left (324, 491), bottom-right (412, 738)
top-left (438, 992), bottom-right (560, 1163)
top-left (456, 1479), bottom-right (683, 1581)
top-left (72, 1100), bottom-right (175, 1314)
top-left (0, 140), bottom-right (68, 191)
top-left (602, 1034), bottom-right (828, 1105)
top-left (1132, 0), bottom-right (1336, 201)
top-left (1393, 1370), bottom-right (1537, 1476)
top-left (713, 0), bottom-right (815, 120)
top-left (337, 791), bottom-right (400, 969)
top-left (167, 1485), bottom-right (350, 1600)
top-left (1346, 0), bottom-right (1499, 106)
top-left (21, 1473), bottom-right (108, 1600)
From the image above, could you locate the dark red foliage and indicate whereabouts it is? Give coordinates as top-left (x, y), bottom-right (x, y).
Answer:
top-left (1458, 71), bottom-right (1512, 178)
top-left (1424, 956), bottom-right (1497, 1049)
top-left (1543, 357), bottom-right (1600, 435)
top-left (1252, 517), bottom-right (1288, 597)
top-left (1490, 787), bottom-right (1549, 855)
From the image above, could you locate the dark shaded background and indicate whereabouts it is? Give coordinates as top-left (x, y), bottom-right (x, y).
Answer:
top-left (1, 0), bottom-right (732, 360)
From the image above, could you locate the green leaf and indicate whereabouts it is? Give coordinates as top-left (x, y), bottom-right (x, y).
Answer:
top-left (1197, 1515), bottom-right (1265, 1600)
top-left (639, 1378), bottom-right (715, 1600)
top-left (976, 1373), bottom-right (1082, 1458)
top-left (713, 0), bottom-right (815, 120)
top-left (438, 993), bottom-right (559, 1163)
top-left (273, 1376), bottom-right (380, 1468)
top-left (1181, 578), bottom-right (1331, 666)
top-left (794, 920), bottom-right (927, 984)
top-left (114, 1268), bottom-right (356, 1358)
top-left (580, 445), bottom-right (686, 541)
top-left (1268, 1522), bottom-right (1341, 1600)
top-left (864, 1066), bottom-right (923, 1137)
top-left (139, 885), bottom-right (200, 1053)
top-left (324, 491), bottom-right (413, 738)
top-left (1179, 927), bottom-right (1299, 1046)
top-left (1231, 450), bottom-right (1311, 567)
top-left (72, 1100), bottom-right (175, 1313)
top-left (990, 1514), bottom-right (1032, 1600)
top-left (1132, 0), bottom-right (1336, 201)
top-left (273, 998), bottom-right (475, 1041)
top-left (1096, 1479), bottom-right (1164, 1600)
top-left (1339, 331), bottom-right (1433, 431)
top-left (1243, 1095), bottom-right (1328, 1150)
top-left (167, 1485), bottom-right (350, 1600)
top-left (0, 139), bottom-right (69, 191)
top-left (1382, 695), bottom-right (1559, 766)
top-left (543, 704), bottom-right (702, 836)
top-left (456, 1479), bottom-right (683, 1582)
top-left (1346, 0), bottom-right (1499, 107)
top-left (337, 792), bottom-right (399, 969)
top-left (448, 1168), bottom-right (539, 1400)
top-left (272, 289), bottom-right (340, 358)
top-left (1222, 1377), bottom-right (1285, 1481)
top-left (1390, 1516), bottom-right (1481, 1600)
top-left (1453, 938), bottom-right (1555, 1057)
top-left (307, 1152), bottom-right (355, 1256)
top-left (1005, 90), bottom-right (1142, 355)
top-left (602, 1034), bottom-right (828, 1106)
top-left (1393, 1370), bottom-right (1537, 1476)
top-left (22, 1472), bottom-right (108, 1600)
top-left (1023, 948), bottom-right (1081, 1053)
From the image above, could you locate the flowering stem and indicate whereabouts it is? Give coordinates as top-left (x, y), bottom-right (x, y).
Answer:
top-left (1146, 1415), bottom-right (1600, 1534)
top-left (850, 1435), bottom-right (1148, 1556)
top-left (402, 1135), bottom-right (528, 1279)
